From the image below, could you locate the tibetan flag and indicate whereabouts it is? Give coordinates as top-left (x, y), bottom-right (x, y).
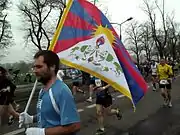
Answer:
top-left (49, 0), bottom-right (148, 108)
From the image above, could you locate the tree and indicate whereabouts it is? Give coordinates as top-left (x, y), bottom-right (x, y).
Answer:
top-left (140, 22), bottom-right (154, 61)
top-left (18, 0), bottom-right (65, 50)
top-left (165, 16), bottom-right (179, 61)
top-left (125, 21), bottom-right (143, 67)
top-left (176, 33), bottom-right (180, 59)
top-left (0, 0), bottom-right (13, 56)
top-left (142, 0), bottom-right (168, 58)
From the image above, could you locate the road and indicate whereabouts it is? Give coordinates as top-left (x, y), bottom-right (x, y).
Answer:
top-left (1, 76), bottom-right (180, 135)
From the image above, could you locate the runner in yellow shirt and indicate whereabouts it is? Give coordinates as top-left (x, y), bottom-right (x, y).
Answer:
top-left (157, 59), bottom-right (173, 107)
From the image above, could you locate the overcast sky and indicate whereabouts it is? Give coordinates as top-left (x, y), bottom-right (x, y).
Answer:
top-left (1, 0), bottom-right (180, 63)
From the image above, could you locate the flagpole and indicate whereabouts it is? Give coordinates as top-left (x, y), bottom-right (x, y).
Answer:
top-left (24, 80), bottom-right (38, 113)
top-left (19, 79), bottom-right (38, 128)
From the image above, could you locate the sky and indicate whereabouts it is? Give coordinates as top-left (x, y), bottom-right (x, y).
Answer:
top-left (1, 0), bottom-right (180, 63)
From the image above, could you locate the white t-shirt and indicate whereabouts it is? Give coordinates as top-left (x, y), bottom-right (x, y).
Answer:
top-left (57, 70), bottom-right (64, 81)
top-left (151, 63), bottom-right (158, 75)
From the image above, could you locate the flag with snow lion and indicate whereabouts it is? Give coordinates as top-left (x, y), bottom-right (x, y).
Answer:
top-left (49, 0), bottom-right (148, 109)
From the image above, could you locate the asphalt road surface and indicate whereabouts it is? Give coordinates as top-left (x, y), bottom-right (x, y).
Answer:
top-left (1, 76), bottom-right (180, 135)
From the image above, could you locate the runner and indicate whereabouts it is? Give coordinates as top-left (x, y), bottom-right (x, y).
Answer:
top-left (94, 78), bottom-right (122, 135)
top-left (6, 69), bottom-right (20, 125)
top-left (71, 69), bottom-right (85, 97)
top-left (150, 60), bottom-right (158, 91)
top-left (157, 59), bottom-right (173, 107)
top-left (0, 66), bottom-right (19, 125)
top-left (57, 69), bottom-right (65, 81)
top-left (86, 75), bottom-right (96, 102)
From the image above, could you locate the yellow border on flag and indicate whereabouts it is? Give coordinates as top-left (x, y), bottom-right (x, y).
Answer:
top-left (60, 58), bottom-right (135, 110)
top-left (48, 0), bottom-right (73, 51)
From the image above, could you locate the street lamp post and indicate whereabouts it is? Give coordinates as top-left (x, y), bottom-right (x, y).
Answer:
top-left (92, 0), bottom-right (97, 5)
top-left (94, 0), bottom-right (96, 5)
top-left (111, 17), bottom-right (133, 40)
top-left (64, 0), bottom-right (66, 5)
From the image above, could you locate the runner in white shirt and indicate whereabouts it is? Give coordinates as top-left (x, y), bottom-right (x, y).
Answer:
top-left (150, 60), bottom-right (158, 91)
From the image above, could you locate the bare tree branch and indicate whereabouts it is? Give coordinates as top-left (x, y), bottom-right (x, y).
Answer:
top-left (0, 0), bottom-right (13, 57)
top-left (142, 0), bottom-right (169, 58)
top-left (0, 14), bottom-right (7, 43)
top-left (42, 6), bottom-right (52, 23)
top-left (125, 22), bottom-right (143, 67)
top-left (29, 29), bottom-right (40, 49)
top-left (18, 0), bottom-right (64, 51)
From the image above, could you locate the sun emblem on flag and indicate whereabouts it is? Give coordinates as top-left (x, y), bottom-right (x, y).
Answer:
top-left (93, 25), bottom-right (115, 45)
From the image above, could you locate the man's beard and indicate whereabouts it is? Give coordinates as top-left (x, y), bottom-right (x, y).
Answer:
top-left (37, 74), bottom-right (51, 85)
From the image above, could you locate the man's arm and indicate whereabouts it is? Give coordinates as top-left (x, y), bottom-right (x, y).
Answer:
top-left (168, 66), bottom-right (173, 77)
top-left (167, 66), bottom-right (173, 82)
top-left (45, 122), bottom-right (80, 135)
top-left (103, 84), bottom-right (110, 89)
top-left (94, 84), bottom-right (111, 91)
top-left (156, 65), bottom-right (160, 80)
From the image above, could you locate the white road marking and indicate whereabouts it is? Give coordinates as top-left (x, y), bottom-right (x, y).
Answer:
top-left (86, 104), bottom-right (96, 108)
top-left (116, 95), bottom-right (125, 98)
top-left (77, 109), bottom-right (84, 112)
top-left (3, 128), bottom-right (25, 135)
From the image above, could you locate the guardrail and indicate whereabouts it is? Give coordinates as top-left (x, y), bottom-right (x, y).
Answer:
top-left (14, 79), bottom-right (78, 102)
top-left (16, 83), bottom-right (42, 92)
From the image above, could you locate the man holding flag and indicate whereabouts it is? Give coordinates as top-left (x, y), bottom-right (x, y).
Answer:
top-left (19, 50), bottom-right (80, 135)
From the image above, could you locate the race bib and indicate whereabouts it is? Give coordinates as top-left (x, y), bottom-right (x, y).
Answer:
top-left (160, 80), bottom-right (168, 85)
top-left (95, 79), bottom-right (102, 87)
